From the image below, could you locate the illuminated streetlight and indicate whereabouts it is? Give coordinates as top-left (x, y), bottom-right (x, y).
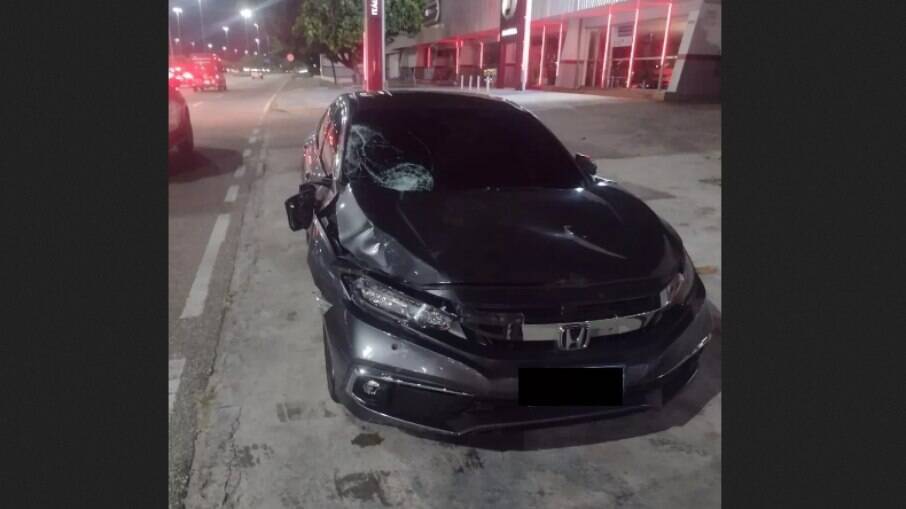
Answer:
top-left (239, 9), bottom-right (253, 55)
top-left (196, 0), bottom-right (206, 46)
top-left (254, 37), bottom-right (260, 54)
top-left (222, 25), bottom-right (229, 47)
top-left (207, 42), bottom-right (213, 49)
top-left (172, 7), bottom-right (183, 39)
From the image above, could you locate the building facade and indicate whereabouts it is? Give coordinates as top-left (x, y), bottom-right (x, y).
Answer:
top-left (385, 0), bottom-right (720, 100)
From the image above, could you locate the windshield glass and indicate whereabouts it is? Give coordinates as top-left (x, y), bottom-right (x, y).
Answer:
top-left (343, 107), bottom-right (583, 192)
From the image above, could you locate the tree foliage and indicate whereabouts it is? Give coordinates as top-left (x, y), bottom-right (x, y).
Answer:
top-left (293, 0), bottom-right (424, 71)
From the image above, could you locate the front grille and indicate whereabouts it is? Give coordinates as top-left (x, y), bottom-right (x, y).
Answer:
top-left (460, 294), bottom-right (663, 347)
top-left (517, 295), bottom-right (662, 323)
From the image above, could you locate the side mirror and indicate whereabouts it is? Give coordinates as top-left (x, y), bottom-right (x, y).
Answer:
top-left (285, 183), bottom-right (317, 231)
top-left (575, 153), bottom-right (597, 177)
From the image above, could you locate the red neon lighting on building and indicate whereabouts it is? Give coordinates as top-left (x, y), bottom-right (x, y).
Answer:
top-left (600, 11), bottom-right (612, 88)
top-left (479, 42), bottom-right (484, 69)
top-left (537, 25), bottom-right (547, 86)
top-left (455, 40), bottom-right (461, 74)
top-left (626, 0), bottom-right (641, 88)
top-left (555, 23), bottom-right (563, 79)
top-left (657, 2), bottom-right (673, 90)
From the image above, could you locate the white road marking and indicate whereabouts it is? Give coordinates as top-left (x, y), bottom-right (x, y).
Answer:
top-left (258, 75), bottom-right (292, 125)
top-left (180, 214), bottom-right (231, 319)
top-left (243, 148), bottom-right (252, 158)
top-left (233, 165), bottom-right (246, 178)
top-left (249, 136), bottom-right (258, 144)
top-left (169, 358), bottom-right (186, 416)
top-left (224, 185), bottom-right (239, 203)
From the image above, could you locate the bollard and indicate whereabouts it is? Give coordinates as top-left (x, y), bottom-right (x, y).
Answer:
top-left (460, 75), bottom-right (464, 89)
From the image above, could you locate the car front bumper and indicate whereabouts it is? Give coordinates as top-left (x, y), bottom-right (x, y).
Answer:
top-left (323, 282), bottom-right (713, 436)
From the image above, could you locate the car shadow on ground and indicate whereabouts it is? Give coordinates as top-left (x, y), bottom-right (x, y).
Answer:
top-left (168, 147), bottom-right (243, 183)
top-left (406, 303), bottom-right (723, 451)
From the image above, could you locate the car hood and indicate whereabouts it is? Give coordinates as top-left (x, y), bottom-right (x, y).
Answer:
top-left (333, 182), bottom-right (682, 289)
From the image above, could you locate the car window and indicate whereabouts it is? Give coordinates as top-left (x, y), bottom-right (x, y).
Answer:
top-left (343, 107), bottom-right (583, 192)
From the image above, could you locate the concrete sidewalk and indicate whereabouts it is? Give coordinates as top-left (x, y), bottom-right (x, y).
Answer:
top-left (184, 79), bottom-right (721, 508)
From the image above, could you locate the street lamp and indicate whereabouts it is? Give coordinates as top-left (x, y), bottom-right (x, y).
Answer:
top-left (254, 37), bottom-right (260, 54)
top-left (207, 42), bottom-right (213, 50)
top-left (240, 9), bottom-right (253, 55)
top-left (196, 0), bottom-right (206, 47)
top-left (222, 25), bottom-right (229, 48)
top-left (172, 7), bottom-right (183, 39)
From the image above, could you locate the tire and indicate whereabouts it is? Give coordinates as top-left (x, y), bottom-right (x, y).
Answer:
top-left (323, 322), bottom-right (339, 403)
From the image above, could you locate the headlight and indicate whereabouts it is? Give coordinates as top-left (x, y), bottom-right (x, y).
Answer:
top-left (661, 253), bottom-right (696, 307)
top-left (346, 276), bottom-right (455, 330)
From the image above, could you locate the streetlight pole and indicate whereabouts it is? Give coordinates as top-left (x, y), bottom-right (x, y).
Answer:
top-left (240, 9), bottom-right (252, 56)
top-left (222, 26), bottom-right (229, 55)
top-left (172, 7), bottom-right (183, 39)
top-left (254, 37), bottom-right (260, 55)
top-left (197, 0), bottom-right (206, 48)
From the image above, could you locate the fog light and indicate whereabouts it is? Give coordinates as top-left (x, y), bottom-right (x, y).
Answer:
top-left (353, 377), bottom-right (392, 409)
top-left (363, 379), bottom-right (381, 396)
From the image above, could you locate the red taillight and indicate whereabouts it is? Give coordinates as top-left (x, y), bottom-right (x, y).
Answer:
top-left (183, 72), bottom-right (194, 79)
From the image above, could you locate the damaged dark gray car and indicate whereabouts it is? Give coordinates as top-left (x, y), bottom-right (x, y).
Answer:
top-left (285, 91), bottom-right (712, 436)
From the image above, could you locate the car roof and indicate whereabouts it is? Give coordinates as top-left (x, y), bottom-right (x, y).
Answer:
top-left (344, 90), bottom-right (527, 115)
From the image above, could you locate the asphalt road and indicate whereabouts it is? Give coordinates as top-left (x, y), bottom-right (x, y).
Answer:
top-left (168, 73), bottom-right (294, 506)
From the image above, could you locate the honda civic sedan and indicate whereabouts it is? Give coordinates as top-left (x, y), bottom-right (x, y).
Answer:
top-left (285, 91), bottom-right (713, 436)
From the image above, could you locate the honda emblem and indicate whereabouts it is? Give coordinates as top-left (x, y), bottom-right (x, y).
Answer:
top-left (557, 323), bottom-right (590, 350)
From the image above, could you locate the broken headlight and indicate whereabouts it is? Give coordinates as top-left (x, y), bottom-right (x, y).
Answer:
top-left (661, 253), bottom-right (696, 307)
top-left (346, 276), bottom-right (455, 331)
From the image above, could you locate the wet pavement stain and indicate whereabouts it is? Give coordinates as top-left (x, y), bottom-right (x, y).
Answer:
top-left (699, 177), bottom-right (721, 186)
top-left (236, 446), bottom-right (256, 468)
top-left (334, 471), bottom-right (392, 507)
top-left (648, 436), bottom-right (711, 457)
top-left (276, 401), bottom-right (306, 422)
top-left (286, 311), bottom-right (298, 321)
top-left (454, 448), bottom-right (485, 474)
top-left (351, 432), bottom-right (384, 447)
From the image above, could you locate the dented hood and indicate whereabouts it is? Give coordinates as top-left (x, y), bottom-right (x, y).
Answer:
top-left (334, 182), bottom-right (681, 287)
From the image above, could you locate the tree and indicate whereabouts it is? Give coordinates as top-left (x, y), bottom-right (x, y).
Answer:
top-left (293, 0), bottom-right (424, 82)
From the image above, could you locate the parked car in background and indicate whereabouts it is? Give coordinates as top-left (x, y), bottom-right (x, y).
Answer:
top-left (284, 91), bottom-right (713, 436)
top-left (250, 68), bottom-right (264, 80)
top-left (189, 53), bottom-right (227, 91)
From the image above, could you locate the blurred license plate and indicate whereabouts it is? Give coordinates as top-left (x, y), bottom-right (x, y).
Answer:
top-left (518, 367), bottom-right (624, 406)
